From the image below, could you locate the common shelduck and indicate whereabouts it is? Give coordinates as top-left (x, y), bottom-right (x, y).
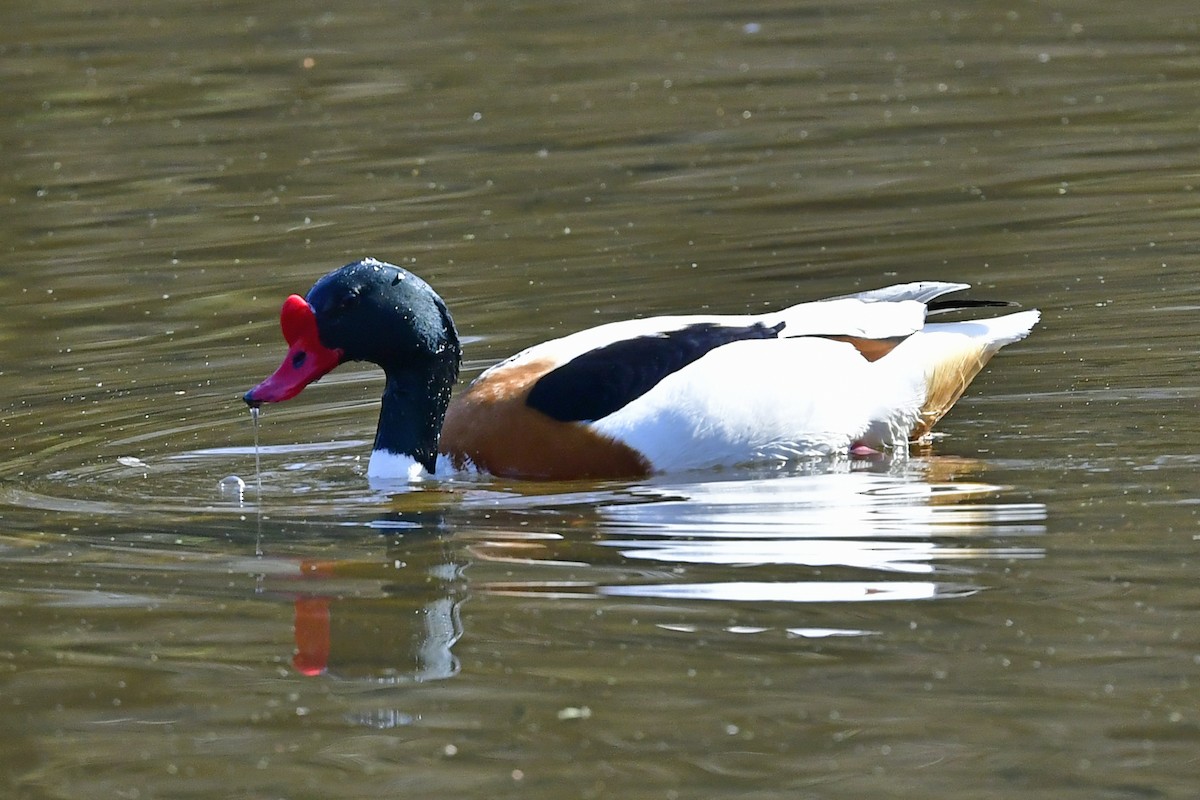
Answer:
top-left (244, 258), bottom-right (1039, 481)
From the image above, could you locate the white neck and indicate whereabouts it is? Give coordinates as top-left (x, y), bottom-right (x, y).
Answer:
top-left (367, 449), bottom-right (429, 482)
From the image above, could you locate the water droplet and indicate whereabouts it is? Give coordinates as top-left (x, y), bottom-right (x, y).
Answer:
top-left (250, 407), bottom-right (263, 501)
top-left (219, 475), bottom-right (246, 502)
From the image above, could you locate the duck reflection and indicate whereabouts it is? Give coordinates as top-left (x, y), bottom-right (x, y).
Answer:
top-left (269, 524), bottom-right (464, 684)
top-left (468, 458), bottom-right (1046, 605)
top-left (266, 458), bottom-right (1044, 688)
top-left (289, 591), bottom-right (462, 681)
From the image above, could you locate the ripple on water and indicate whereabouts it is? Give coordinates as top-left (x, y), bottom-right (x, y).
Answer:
top-left (4, 440), bottom-right (378, 521)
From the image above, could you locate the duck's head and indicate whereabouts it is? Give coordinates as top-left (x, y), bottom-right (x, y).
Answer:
top-left (243, 258), bottom-right (461, 408)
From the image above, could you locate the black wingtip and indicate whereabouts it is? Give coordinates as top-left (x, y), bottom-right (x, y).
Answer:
top-left (926, 298), bottom-right (1020, 315)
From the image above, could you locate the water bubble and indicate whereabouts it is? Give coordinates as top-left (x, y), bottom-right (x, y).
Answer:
top-left (219, 475), bottom-right (246, 502)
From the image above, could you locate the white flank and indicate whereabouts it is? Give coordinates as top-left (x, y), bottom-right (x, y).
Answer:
top-left (591, 336), bottom-right (890, 471)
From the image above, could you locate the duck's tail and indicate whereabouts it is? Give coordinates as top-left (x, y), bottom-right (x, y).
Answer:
top-left (886, 309), bottom-right (1041, 441)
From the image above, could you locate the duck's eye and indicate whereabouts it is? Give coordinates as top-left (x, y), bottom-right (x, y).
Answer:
top-left (334, 292), bottom-right (361, 313)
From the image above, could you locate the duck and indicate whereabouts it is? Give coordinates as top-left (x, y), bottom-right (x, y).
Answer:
top-left (243, 257), bottom-right (1039, 481)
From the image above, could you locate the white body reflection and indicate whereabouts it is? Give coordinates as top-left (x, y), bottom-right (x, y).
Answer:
top-left (470, 460), bottom-right (1046, 608)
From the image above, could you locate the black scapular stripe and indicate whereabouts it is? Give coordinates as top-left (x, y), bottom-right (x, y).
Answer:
top-left (526, 321), bottom-right (785, 423)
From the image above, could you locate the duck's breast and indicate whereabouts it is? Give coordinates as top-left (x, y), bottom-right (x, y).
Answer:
top-left (438, 357), bottom-right (653, 480)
